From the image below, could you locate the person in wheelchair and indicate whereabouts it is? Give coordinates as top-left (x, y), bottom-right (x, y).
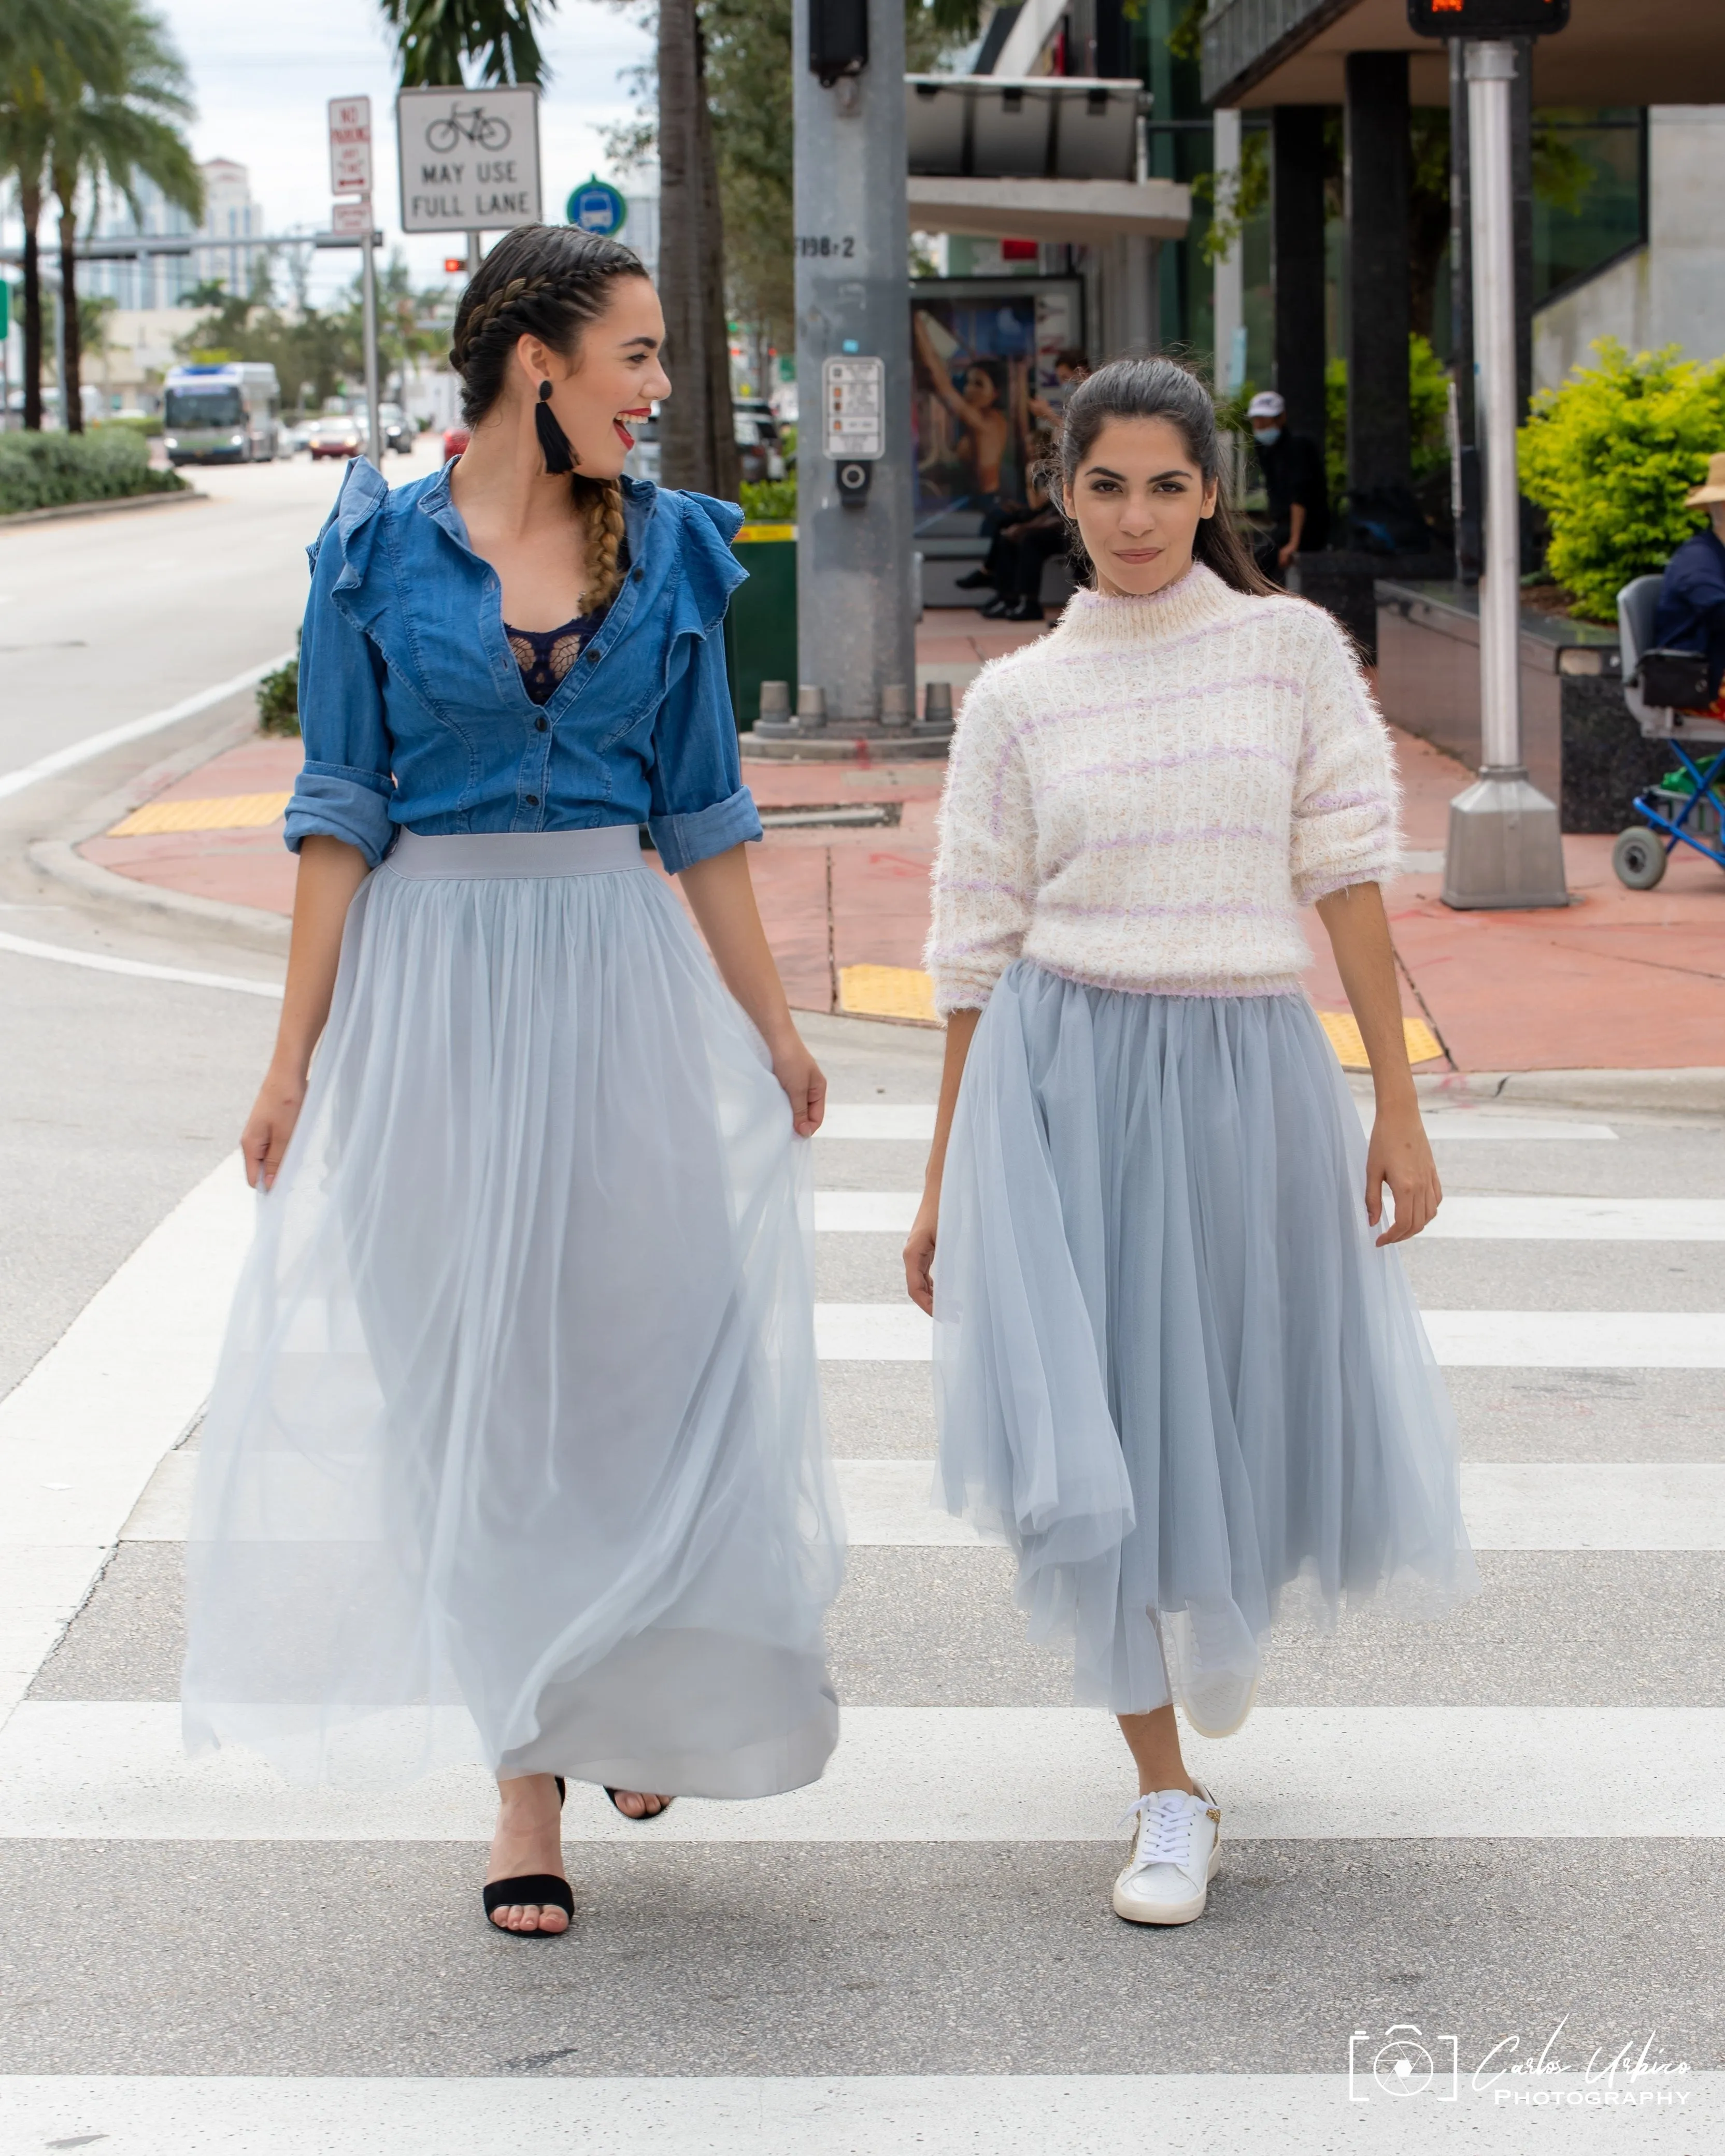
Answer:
top-left (1652, 452), bottom-right (1725, 713)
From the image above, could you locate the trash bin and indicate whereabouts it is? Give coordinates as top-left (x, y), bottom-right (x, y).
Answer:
top-left (724, 522), bottom-right (796, 733)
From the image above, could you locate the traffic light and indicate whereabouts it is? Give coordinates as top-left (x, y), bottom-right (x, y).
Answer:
top-left (809, 0), bottom-right (867, 87)
top-left (1407, 0), bottom-right (1569, 34)
top-left (443, 256), bottom-right (466, 274)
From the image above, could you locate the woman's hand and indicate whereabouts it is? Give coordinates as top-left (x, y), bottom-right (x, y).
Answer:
top-left (904, 1192), bottom-right (939, 1315)
top-left (242, 1061), bottom-right (308, 1191)
top-left (769, 1032), bottom-right (826, 1137)
top-left (1366, 1102), bottom-right (1442, 1246)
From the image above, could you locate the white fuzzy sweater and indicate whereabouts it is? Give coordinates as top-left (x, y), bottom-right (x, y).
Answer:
top-left (925, 563), bottom-right (1402, 1012)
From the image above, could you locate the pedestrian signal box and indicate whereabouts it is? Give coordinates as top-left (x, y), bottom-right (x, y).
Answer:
top-left (809, 0), bottom-right (868, 86)
top-left (1407, 0), bottom-right (1568, 34)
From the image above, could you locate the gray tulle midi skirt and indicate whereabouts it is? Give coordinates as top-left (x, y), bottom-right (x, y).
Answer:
top-left (182, 827), bottom-right (842, 1793)
top-left (934, 960), bottom-right (1480, 1737)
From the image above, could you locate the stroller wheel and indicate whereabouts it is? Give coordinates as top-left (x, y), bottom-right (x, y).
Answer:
top-left (1613, 827), bottom-right (1667, 890)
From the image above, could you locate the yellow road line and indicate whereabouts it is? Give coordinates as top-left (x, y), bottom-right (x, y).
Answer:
top-left (108, 791), bottom-right (293, 837)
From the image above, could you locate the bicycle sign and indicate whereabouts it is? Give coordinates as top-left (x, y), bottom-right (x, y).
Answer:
top-left (425, 103), bottom-right (512, 153)
top-left (396, 84), bottom-right (541, 234)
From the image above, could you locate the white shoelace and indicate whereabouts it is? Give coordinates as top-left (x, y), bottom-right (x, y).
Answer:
top-left (1118, 1790), bottom-right (1198, 1870)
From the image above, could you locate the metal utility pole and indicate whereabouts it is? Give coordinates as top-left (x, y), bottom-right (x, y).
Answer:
top-left (360, 231), bottom-right (383, 466)
top-left (758, 0), bottom-right (934, 743)
top-left (1409, 0), bottom-right (1569, 909)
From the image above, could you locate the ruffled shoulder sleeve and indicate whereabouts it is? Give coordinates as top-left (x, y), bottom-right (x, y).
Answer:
top-left (307, 456), bottom-right (390, 604)
top-left (665, 488), bottom-right (748, 634)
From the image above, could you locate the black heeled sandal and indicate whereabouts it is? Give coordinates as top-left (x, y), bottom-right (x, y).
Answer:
top-left (605, 1786), bottom-right (676, 1820)
top-left (483, 1776), bottom-right (572, 1935)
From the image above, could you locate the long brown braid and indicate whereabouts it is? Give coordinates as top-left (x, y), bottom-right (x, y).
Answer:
top-left (448, 225), bottom-right (647, 611)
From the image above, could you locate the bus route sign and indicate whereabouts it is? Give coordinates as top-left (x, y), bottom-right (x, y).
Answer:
top-left (567, 178), bottom-right (627, 237)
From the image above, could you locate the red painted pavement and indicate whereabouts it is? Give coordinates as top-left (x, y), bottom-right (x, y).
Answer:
top-left (74, 619), bottom-right (1725, 1068)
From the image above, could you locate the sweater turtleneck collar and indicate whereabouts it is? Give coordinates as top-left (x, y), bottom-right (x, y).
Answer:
top-left (1051, 560), bottom-right (1238, 647)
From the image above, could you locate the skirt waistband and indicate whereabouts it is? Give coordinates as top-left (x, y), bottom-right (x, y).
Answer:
top-left (386, 827), bottom-right (646, 880)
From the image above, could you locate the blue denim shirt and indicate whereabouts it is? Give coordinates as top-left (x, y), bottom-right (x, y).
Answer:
top-left (283, 458), bottom-right (762, 875)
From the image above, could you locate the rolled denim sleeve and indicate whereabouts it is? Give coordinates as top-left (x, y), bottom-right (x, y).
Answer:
top-left (646, 625), bottom-right (763, 875)
top-left (282, 523), bottom-right (395, 867)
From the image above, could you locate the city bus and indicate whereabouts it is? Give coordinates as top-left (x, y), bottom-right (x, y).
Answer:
top-left (162, 362), bottom-right (284, 464)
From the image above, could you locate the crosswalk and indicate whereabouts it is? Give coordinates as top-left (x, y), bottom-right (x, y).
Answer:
top-left (3, 1044), bottom-right (1722, 2151)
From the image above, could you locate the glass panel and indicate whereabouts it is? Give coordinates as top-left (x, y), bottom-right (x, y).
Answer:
top-left (1532, 109), bottom-right (1646, 307)
top-left (165, 387), bottom-right (244, 426)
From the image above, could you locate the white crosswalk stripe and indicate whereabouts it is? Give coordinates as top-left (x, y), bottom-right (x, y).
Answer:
top-left (816, 1190), bottom-right (1725, 1239)
top-left (8, 1079), bottom-right (1720, 2133)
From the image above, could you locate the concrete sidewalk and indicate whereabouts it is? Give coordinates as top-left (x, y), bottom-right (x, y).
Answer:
top-left (65, 611), bottom-right (1725, 1073)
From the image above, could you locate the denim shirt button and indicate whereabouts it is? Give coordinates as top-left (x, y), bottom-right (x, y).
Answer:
top-left (535, 717), bottom-right (548, 731)
top-left (524, 794), bottom-right (539, 807)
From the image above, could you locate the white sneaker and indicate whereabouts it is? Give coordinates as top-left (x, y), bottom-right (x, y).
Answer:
top-left (1111, 1783), bottom-right (1221, 1926)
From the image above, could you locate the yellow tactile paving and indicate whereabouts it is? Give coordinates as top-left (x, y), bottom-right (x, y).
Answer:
top-left (1319, 1010), bottom-right (1446, 1070)
top-left (108, 791), bottom-right (293, 837)
top-left (838, 964), bottom-right (938, 1023)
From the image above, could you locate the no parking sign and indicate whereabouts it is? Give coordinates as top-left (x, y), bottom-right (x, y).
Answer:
top-left (566, 177), bottom-right (626, 237)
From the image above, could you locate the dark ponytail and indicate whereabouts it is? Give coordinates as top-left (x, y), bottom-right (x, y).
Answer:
top-left (1048, 354), bottom-right (1274, 597)
top-left (449, 224), bottom-right (650, 611)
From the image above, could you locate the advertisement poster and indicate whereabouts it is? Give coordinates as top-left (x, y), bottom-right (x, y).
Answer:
top-left (909, 280), bottom-right (1083, 536)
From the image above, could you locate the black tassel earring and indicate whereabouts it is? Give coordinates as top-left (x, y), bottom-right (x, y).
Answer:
top-left (535, 379), bottom-right (576, 475)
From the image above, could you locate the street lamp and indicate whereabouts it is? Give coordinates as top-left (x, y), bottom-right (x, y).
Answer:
top-left (1409, 0), bottom-right (1570, 910)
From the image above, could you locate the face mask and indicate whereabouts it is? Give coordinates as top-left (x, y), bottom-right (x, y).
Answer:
top-left (1253, 426), bottom-right (1282, 447)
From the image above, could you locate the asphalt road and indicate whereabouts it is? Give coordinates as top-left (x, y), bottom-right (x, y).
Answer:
top-left (1, 458), bottom-right (1722, 2151)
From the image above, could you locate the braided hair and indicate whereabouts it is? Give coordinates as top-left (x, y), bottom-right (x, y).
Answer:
top-left (450, 224), bottom-right (648, 612)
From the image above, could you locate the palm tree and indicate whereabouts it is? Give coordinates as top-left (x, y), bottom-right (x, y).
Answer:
top-left (0, 0), bottom-right (123, 429)
top-left (48, 0), bottom-right (201, 432)
top-left (378, 0), bottom-right (553, 87)
top-left (657, 0), bottom-right (737, 498)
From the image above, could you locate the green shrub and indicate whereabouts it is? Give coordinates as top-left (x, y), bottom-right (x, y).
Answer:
top-left (738, 476), bottom-right (796, 521)
top-left (1518, 340), bottom-right (1725, 622)
top-left (256, 656), bottom-right (301, 737)
top-left (91, 411), bottom-right (160, 439)
top-left (0, 430), bottom-right (187, 515)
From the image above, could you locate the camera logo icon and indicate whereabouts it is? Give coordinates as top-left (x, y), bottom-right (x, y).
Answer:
top-left (1349, 2023), bottom-right (1460, 2102)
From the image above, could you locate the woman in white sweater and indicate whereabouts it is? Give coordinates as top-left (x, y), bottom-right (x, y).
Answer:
top-left (905, 356), bottom-right (1478, 1929)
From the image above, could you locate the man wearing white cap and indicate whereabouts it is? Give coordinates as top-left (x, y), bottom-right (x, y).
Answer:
top-left (1246, 388), bottom-right (1329, 582)
top-left (1652, 452), bottom-right (1725, 709)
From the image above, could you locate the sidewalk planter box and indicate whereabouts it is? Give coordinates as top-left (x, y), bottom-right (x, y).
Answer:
top-left (725, 522), bottom-right (797, 733)
top-left (1289, 548), bottom-right (1453, 663)
top-left (1374, 580), bottom-right (1669, 833)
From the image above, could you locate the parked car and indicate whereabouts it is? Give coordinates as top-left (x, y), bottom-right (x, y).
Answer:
top-left (443, 424), bottom-right (471, 461)
top-left (306, 412), bottom-right (364, 460)
top-left (378, 403), bottom-right (416, 455)
top-left (284, 416), bottom-right (319, 455)
top-left (733, 400), bottom-right (785, 487)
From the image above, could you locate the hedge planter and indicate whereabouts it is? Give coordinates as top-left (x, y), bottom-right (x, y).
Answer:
top-left (0, 431), bottom-right (187, 517)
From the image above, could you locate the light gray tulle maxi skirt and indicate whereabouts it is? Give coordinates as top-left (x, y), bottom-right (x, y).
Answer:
top-left (934, 960), bottom-right (1479, 1738)
top-left (182, 827), bottom-right (843, 1793)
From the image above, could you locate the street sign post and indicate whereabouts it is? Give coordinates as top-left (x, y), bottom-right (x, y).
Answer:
top-left (396, 87), bottom-right (541, 234)
top-left (328, 96), bottom-right (373, 196)
top-left (566, 177), bottom-right (627, 238)
top-left (1412, 1), bottom-right (1569, 910)
top-left (329, 96), bottom-right (382, 467)
top-left (759, 0), bottom-right (925, 742)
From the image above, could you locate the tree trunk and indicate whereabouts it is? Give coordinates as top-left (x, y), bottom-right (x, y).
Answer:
top-left (657, 0), bottom-right (740, 499)
top-left (58, 198), bottom-right (83, 433)
top-left (20, 183), bottom-right (43, 432)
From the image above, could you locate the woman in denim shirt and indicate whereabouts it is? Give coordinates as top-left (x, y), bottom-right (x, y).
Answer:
top-left (182, 228), bottom-right (842, 1937)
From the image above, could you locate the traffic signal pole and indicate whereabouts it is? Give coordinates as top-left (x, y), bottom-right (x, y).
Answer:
top-left (1438, 37), bottom-right (1566, 908)
top-left (758, 0), bottom-right (935, 742)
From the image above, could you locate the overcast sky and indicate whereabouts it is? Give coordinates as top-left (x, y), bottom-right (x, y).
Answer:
top-left (152, 0), bottom-right (655, 303)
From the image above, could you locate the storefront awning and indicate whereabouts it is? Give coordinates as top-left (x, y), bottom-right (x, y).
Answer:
top-left (907, 174), bottom-right (1190, 243)
top-left (1202, 0), bottom-right (1725, 109)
